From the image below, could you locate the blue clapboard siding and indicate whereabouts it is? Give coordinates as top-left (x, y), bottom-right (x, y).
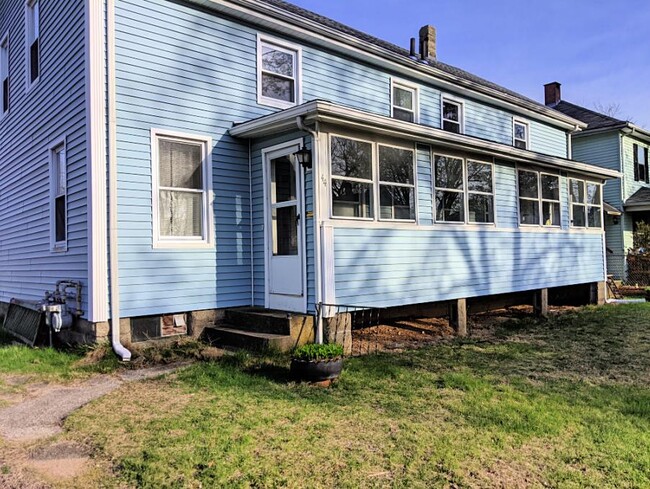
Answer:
top-left (416, 145), bottom-right (433, 225)
top-left (333, 228), bottom-right (604, 307)
top-left (529, 120), bottom-right (567, 158)
top-left (0, 0), bottom-right (88, 313)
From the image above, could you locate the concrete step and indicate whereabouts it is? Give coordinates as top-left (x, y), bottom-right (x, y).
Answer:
top-left (202, 325), bottom-right (297, 352)
top-left (225, 308), bottom-right (293, 335)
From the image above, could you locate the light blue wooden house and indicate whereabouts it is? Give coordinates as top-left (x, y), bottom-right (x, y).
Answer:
top-left (0, 0), bottom-right (618, 358)
top-left (545, 82), bottom-right (650, 282)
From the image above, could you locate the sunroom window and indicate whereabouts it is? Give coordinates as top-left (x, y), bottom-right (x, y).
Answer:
top-left (467, 161), bottom-right (494, 223)
top-left (570, 178), bottom-right (602, 229)
top-left (434, 155), bottom-right (465, 222)
top-left (518, 169), bottom-right (561, 227)
top-left (518, 170), bottom-right (540, 225)
top-left (379, 145), bottom-right (415, 221)
top-left (258, 37), bottom-right (300, 108)
top-left (331, 136), bottom-right (374, 219)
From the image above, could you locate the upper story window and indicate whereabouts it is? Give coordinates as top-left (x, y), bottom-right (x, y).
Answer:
top-left (0, 33), bottom-right (8, 116)
top-left (330, 136), bottom-right (416, 222)
top-left (513, 119), bottom-right (529, 150)
top-left (26, 0), bottom-right (40, 88)
top-left (257, 36), bottom-right (301, 109)
top-left (391, 80), bottom-right (418, 123)
top-left (434, 154), bottom-right (494, 224)
top-left (569, 178), bottom-right (602, 229)
top-left (50, 139), bottom-right (67, 252)
top-left (441, 97), bottom-right (463, 134)
top-left (634, 144), bottom-right (649, 183)
top-left (152, 130), bottom-right (214, 248)
top-left (517, 169), bottom-right (560, 227)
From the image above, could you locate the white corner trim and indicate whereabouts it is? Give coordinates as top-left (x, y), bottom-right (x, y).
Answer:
top-left (150, 128), bottom-right (215, 249)
top-left (85, 0), bottom-right (108, 323)
top-left (256, 33), bottom-right (302, 110)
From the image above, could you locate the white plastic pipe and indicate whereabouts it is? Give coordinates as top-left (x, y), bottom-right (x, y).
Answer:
top-left (107, 0), bottom-right (131, 362)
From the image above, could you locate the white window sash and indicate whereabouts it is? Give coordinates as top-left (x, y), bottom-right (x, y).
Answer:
top-left (257, 34), bottom-right (302, 109)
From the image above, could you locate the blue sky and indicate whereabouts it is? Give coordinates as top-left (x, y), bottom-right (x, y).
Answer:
top-left (289, 0), bottom-right (650, 128)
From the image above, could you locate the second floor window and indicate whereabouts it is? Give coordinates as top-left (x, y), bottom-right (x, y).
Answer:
top-left (0, 34), bottom-right (8, 115)
top-left (391, 81), bottom-right (417, 123)
top-left (258, 37), bottom-right (300, 108)
top-left (27, 0), bottom-right (40, 86)
top-left (442, 98), bottom-right (462, 134)
top-left (513, 120), bottom-right (529, 150)
top-left (50, 140), bottom-right (67, 251)
top-left (634, 144), bottom-right (649, 183)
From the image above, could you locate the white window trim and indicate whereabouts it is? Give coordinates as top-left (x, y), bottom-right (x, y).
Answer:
top-left (25, 0), bottom-right (40, 91)
top-left (516, 167), bottom-right (562, 229)
top-left (256, 34), bottom-right (302, 110)
top-left (441, 94), bottom-right (464, 134)
top-left (569, 177), bottom-right (603, 231)
top-left (0, 31), bottom-right (9, 119)
top-left (433, 151), bottom-right (495, 225)
top-left (513, 118), bottom-right (530, 150)
top-left (390, 78), bottom-right (419, 124)
top-left (328, 134), bottom-right (418, 223)
top-left (49, 136), bottom-right (67, 253)
top-left (151, 129), bottom-right (214, 249)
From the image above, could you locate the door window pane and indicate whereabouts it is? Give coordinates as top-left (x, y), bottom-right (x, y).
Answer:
top-left (520, 199), bottom-right (540, 225)
top-left (436, 191), bottom-right (464, 222)
top-left (272, 206), bottom-right (298, 256)
top-left (272, 156), bottom-right (296, 203)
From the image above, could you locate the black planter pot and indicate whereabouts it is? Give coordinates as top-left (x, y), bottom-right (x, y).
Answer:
top-left (290, 357), bottom-right (343, 382)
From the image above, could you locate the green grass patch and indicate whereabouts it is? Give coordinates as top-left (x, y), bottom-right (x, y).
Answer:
top-left (62, 304), bottom-right (650, 488)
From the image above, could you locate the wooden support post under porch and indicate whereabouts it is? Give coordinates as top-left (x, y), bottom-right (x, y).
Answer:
top-left (533, 288), bottom-right (549, 318)
top-left (448, 298), bottom-right (468, 337)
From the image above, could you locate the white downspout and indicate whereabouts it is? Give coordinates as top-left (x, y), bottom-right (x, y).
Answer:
top-left (107, 0), bottom-right (131, 361)
top-left (296, 116), bottom-right (323, 344)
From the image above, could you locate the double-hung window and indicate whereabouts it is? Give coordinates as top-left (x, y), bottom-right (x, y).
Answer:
top-left (26, 0), bottom-right (39, 87)
top-left (330, 136), bottom-right (374, 219)
top-left (379, 145), bottom-right (415, 220)
top-left (442, 98), bottom-right (463, 134)
top-left (391, 81), bottom-right (418, 123)
top-left (0, 33), bottom-right (8, 116)
top-left (50, 140), bottom-right (66, 251)
top-left (258, 36), bottom-right (300, 108)
top-left (513, 119), bottom-right (529, 150)
top-left (434, 155), bottom-right (494, 224)
top-left (570, 178), bottom-right (602, 229)
top-left (634, 144), bottom-right (649, 183)
top-left (152, 130), bottom-right (214, 248)
top-left (517, 169), bottom-right (561, 227)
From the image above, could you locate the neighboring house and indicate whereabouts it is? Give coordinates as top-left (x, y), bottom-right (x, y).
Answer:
top-left (0, 0), bottom-right (617, 357)
top-left (545, 82), bottom-right (650, 281)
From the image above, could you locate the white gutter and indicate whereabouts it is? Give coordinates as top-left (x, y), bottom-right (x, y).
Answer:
top-left (189, 0), bottom-right (585, 131)
top-left (107, 0), bottom-right (131, 362)
top-left (295, 116), bottom-right (323, 344)
top-left (231, 101), bottom-right (621, 181)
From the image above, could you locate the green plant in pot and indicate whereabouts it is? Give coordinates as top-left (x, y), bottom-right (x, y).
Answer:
top-left (290, 343), bottom-right (344, 383)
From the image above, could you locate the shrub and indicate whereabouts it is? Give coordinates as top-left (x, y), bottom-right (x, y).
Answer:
top-left (633, 221), bottom-right (650, 251)
top-left (292, 343), bottom-right (344, 361)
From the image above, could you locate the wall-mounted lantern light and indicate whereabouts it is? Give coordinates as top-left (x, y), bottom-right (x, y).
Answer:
top-left (294, 145), bottom-right (312, 170)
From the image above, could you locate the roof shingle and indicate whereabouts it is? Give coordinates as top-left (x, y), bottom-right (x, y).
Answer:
top-left (553, 101), bottom-right (627, 131)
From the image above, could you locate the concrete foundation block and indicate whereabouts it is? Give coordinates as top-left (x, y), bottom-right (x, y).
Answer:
top-left (324, 313), bottom-right (352, 355)
top-left (190, 309), bottom-right (224, 338)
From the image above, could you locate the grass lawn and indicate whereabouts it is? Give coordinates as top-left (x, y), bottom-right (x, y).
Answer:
top-left (57, 304), bottom-right (650, 489)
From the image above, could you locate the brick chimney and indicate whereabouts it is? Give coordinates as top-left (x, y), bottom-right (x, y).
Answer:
top-left (544, 82), bottom-right (561, 107)
top-left (419, 25), bottom-right (436, 60)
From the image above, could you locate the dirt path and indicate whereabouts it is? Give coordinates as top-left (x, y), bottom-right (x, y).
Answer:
top-left (0, 363), bottom-right (188, 441)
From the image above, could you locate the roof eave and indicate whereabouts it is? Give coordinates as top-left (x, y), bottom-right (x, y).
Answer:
top-left (189, 0), bottom-right (586, 131)
top-left (230, 100), bottom-right (620, 181)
